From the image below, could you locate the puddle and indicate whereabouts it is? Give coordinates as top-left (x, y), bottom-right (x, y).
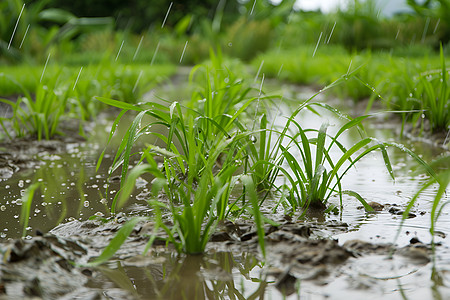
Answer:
top-left (0, 76), bottom-right (449, 299)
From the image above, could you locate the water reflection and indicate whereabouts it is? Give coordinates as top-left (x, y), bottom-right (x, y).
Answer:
top-left (92, 251), bottom-right (281, 300)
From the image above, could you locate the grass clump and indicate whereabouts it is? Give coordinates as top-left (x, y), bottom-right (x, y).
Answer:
top-left (411, 44), bottom-right (450, 134)
top-left (95, 59), bottom-right (415, 258)
top-left (0, 74), bottom-right (70, 140)
top-left (95, 51), bottom-right (269, 255)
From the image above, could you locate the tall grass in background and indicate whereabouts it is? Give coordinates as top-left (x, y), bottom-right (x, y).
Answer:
top-left (0, 62), bottom-right (175, 140)
top-left (412, 45), bottom-right (450, 134)
top-left (254, 44), bottom-right (449, 141)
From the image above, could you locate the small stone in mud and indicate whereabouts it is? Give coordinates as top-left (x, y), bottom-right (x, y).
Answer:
top-left (367, 201), bottom-right (384, 211)
top-left (410, 237), bottom-right (421, 244)
top-left (357, 201), bottom-right (383, 211)
top-left (275, 269), bottom-right (297, 296)
top-left (398, 245), bottom-right (430, 264)
top-left (388, 206), bottom-right (416, 218)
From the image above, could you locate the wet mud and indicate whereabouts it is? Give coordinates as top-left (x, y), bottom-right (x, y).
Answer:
top-left (0, 216), bottom-right (436, 299)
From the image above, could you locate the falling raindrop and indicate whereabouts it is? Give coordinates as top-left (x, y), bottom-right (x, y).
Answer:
top-left (133, 70), bottom-right (143, 93)
top-left (179, 40), bottom-right (188, 63)
top-left (151, 42), bottom-right (161, 65)
top-left (421, 17), bottom-right (430, 43)
top-left (433, 18), bottom-right (440, 34)
top-left (312, 32), bottom-right (323, 57)
top-left (277, 64), bottom-right (283, 77)
top-left (254, 60), bottom-right (264, 82)
top-left (326, 22), bottom-right (336, 44)
top-left (40, 52), bottom-right (51, 83)
top-left (8, 3), bottom-right (25, 49)
top-left (395, 28), bottom-right (400, 40)
top-left (115, 40), bottom-right (124, 61)
top-left (162, 2), bottom-right (173, 29)
top-left (19, 24), bottom-right (30, 49)
top-left (133, 35), bottom-right (144, 61)
top-left (346, 59), bottom-right (353, 76)
top-left (73, 66), bottom-right (83, 91)
top-left (250, 0), bottom-right (257, 15)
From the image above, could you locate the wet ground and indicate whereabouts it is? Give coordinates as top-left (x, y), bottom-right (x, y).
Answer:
top-left (0, 72), bottom-right (449, 299)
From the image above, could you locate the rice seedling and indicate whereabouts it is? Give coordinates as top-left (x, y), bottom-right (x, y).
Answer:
top-left (277, 110), bottom-right (381, 211)
top-left (91, 123), bottom-right (265, 255)
top-left (411, 44), bottom-right (450, 133)
top-left (0, 72), bottom-right (70, 140)
top-left (93, 51), bottom-right (276, 255)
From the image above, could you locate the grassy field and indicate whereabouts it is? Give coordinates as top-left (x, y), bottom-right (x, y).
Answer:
top-left (1, 0), bottom-right (448, 262)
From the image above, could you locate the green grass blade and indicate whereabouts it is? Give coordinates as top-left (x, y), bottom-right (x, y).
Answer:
top-left (120, 110), bottom-right (147, 186)
top-left (113, 164), bottom-right (152, 214)
top-left (96, 109), bottom-right (128, 172)
top-left (343, 190), bottom-right (374, 212)
top-left (242, 175), bottom-right (265, 257)
top-left (96, 96), bottom-right (144, 111)
top-left (315, 122), bottom-right (329, 171)
top-left (86, 217), bottom-right (143, 266)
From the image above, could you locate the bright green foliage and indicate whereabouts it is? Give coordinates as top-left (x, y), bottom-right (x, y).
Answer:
top-left (0, 75), bottom-right (69, 140)
top-left (95, 50), bottom-right (438, 260)
top-left (96, 51), bottom-right (272, 254)
top-left (0, 63), bottom-right (175, 141)
top-left (413, 44), bottom-right (450, 133)
top-left (278, 110), bottom-right (384, 211)
top-left (86, 217), bottom-right (144, 266)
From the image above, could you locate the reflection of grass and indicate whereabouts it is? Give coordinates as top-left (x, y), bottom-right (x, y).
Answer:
top-left (94, 251), bottom-right (267, 299)
top-left (19, 182), bottom-right (41, 237)
top-left (401, 155), bottom-right (449, 246)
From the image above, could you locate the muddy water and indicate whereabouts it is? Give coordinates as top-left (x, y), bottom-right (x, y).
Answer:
top-left (0, 78), bottom-right (449, 299)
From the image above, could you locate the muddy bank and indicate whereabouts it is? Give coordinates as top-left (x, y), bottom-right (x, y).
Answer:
top-left (0, 216), bottom-right (435, 299)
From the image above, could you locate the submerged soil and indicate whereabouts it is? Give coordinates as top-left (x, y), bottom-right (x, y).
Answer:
top-left (0, 215), bottom-right (436, 299)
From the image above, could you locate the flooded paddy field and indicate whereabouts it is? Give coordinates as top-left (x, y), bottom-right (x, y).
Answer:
top-left (0, 74), bottom-right (449, 300)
